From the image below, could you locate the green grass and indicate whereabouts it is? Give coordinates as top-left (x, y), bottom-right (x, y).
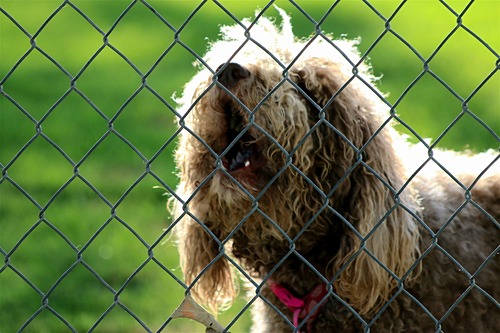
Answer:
top-left (1, 1), bottom-right (498, 332)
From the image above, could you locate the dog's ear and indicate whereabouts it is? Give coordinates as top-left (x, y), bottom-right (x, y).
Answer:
top-left (173, 199), bottom-right (235, 313)
top-left (291, 63), bottom-right (420, 316)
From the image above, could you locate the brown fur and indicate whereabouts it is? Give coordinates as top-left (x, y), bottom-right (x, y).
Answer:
top-left (172, 11), bottom-right (499, 332)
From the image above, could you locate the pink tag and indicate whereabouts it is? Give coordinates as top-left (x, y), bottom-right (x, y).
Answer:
top-left (270, 283), bottom-right (305, 309)
top-left (269, 281), bottom-right (329, 333)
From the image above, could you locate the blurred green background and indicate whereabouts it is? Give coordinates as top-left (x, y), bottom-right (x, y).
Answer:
top-left (0, 0), bottom-right (498, 332)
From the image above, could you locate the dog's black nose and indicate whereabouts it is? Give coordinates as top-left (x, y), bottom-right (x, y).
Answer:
top-left (216, 63), bottom-right (250, 88)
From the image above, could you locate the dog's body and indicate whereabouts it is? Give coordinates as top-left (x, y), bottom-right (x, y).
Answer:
top-left (173, 11), bottom-right (499, 332)
top-left (251, 162), bottom-right (500, 332)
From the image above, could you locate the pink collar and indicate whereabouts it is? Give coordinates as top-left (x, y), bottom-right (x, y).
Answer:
top-left (269, 281), bottom-right (329, 333)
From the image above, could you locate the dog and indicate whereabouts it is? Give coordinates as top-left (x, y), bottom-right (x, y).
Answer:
top-left (172, 9), bottom-right (499, 333)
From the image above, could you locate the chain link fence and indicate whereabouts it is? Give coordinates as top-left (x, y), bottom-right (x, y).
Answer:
top-left (1, 1), bottom-right (498, 332)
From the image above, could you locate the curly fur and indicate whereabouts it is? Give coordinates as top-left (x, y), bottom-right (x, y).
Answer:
top-left (172, 10), bottom-right (499, 332)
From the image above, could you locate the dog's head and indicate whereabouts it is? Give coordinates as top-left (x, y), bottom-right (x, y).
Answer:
top-left (173, 10), bottom-right (420, 316)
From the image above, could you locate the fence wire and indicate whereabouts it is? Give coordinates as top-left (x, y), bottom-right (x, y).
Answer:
top-left (1, 0), bottom-right (499, 332)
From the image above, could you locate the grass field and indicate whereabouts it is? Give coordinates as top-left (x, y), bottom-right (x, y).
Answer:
top-left (1, 1), bottom-right (498, 332)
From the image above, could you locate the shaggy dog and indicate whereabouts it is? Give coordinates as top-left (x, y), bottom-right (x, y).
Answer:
top-left (172, 10), bottom-right (499, 333)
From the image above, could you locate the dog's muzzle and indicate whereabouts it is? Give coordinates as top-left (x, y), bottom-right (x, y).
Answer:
top-left (216, 62), bottom-right (250, 88)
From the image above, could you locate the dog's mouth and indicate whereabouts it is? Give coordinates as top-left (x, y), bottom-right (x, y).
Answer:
top-left (224, 137), bottom-right (255, 171)
top-left (221, 106), bottom-right (263, 176)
